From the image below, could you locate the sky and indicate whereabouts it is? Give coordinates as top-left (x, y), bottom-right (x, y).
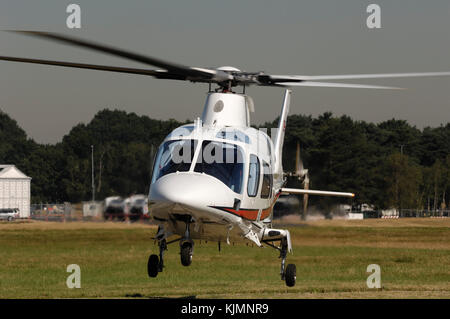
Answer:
top-left (0, 0), bottom-right (449, 144)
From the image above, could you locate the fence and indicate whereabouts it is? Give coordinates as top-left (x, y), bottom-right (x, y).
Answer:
top-left (30, 203), bottom-right (73, 222)
top-left (399, 209), bottom-right (449, 218)
top-left (29, 202), bottom-right (152, 223)
top-left (26, 204), bottom-right (450, 222)
top-left (358, 209), bottom-right (449, 219)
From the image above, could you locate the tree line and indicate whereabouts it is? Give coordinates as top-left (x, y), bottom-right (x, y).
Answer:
top-left (0, 109), bottom-right (448, 210)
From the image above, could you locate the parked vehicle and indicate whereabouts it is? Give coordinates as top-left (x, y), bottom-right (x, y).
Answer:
top-left (127, 195), bottom-right (149, 221)
top-left (0, 208), bottom-right (20, 221)
top-left (103, 197), bottom-right (126, 220)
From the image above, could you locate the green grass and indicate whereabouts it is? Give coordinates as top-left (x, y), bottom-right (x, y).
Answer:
top-left (0, 219), bottom-right (449, 298)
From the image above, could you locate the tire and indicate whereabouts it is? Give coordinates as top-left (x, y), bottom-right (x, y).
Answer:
top-left (147, 254), bottom-right (159, 278)
top-left (180, 244), bottom-right (192, 267)
top-left (285, 264), bottom-right (296, 287)
top-left (7, 216), bottom-right (13, 222)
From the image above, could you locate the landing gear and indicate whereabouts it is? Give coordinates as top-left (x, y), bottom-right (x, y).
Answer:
top-left (262, 234), bottom-right (296, 287)
top-left (180, 221), bottom-right (194, 267)
top-left (147, 238), bottom-right (166, 278)
top-left (180, 243), bottom-right (193, 266)
top-left (279, 237), bottom-right (296, 287)
top-left (147, 254), bottom-right (159, 277)
top-left (284, 264), bottom-right (297, 287)
top-left (148, 221), bottom-right (194, 278)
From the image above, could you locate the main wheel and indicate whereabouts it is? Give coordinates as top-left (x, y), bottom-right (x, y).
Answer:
top-left (285, 264), bottom-right (296, 287)
top-left (7, 216), bottom-right (13, 222)
top-left (147, 254), bottom-right (159, 278)
top-left (180, 244), bottom-right (192, 266)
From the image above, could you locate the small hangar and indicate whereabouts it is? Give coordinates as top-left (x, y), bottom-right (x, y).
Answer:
top-left (0, 165), bottom-right (31, 218)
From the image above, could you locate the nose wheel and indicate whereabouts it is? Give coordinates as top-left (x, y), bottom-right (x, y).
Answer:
top-left (148, 221), bottom-right (195, 278)
top-left (180, 242), bottom-right (193, 266)
top-left (180, 221), bottom-right (194, 267)
top-left (147, 254), bottom-right (159, 277)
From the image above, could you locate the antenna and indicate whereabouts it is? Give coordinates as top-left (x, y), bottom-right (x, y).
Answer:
top-left (91, 145), bottom-right (95, 202)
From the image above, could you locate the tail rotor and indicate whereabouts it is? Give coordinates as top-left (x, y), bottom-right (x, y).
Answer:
top-left (294, 142), bottom-right (310, 220)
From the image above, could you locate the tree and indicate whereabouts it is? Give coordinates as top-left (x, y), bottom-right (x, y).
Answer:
top-left (1, 108), bottom-right (448, 207)
top-left (383, 153), bottom-right (422, 210)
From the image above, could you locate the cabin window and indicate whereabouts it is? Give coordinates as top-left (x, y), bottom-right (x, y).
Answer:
top-left (247, 154), bottom-right (260, 197)
top-left (216, 128), bottom-right (250, 144)
top-left (151, 139), bottom-right (197, 183)
top-left (260, 161), bottom-right (272, 199)
top-left (194, 140), bottom-right (244, 193)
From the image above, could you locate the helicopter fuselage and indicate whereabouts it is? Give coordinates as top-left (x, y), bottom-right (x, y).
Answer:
top-left (149, 92), bottom-right (284, 244)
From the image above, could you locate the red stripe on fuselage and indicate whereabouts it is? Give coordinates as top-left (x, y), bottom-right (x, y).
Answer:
top-left (222, 208), bottom-right (259, 220)
top-left (212, 191), bottom-right (281, 221)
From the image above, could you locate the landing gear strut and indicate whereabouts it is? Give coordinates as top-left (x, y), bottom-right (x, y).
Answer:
top-left (148, 221), bottom-right (195, 278)
top-left (280, 237), bottom-right (296, 287)
top-left (180, 221), bottom-right (194, 267)
top-left (263, 236), bottom-right (296, 287)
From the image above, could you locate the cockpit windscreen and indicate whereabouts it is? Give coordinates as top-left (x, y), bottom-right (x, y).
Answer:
top-left (194, 140), bottom-right (244, 193)
top-left (151, 139), bottom-right (197, 183)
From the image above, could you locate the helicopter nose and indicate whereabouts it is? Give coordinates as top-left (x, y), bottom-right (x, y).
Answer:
top-left (149, 173), bottom-right (234, 210)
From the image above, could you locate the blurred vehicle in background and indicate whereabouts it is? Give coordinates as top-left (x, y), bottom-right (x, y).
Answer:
top-left (126, 194), bottom-right (149, 221)
top-left (103, 196), bottom-right (126, 221)
top-left (0, 208), bottom-right (20, 221)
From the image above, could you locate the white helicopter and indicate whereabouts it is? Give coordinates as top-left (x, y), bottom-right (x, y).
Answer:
top-left (2, 31), bottom-right (450, 287)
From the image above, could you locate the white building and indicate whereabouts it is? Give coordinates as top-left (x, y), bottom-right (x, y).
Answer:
top-left (0, 165), bottom-right (31, 218)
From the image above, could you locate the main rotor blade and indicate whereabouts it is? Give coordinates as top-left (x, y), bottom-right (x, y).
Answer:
top-left (9, 30), bottom-right (218, 80)
top-left (269, 72), bottom-right (450, 82)
top-left (0, 55), bottom-right (188, 79)
top-left (276, 81), bottom-right (403, 90)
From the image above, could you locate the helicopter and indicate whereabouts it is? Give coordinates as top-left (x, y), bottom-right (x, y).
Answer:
top-left (2, 31), bottom-right (450, 287)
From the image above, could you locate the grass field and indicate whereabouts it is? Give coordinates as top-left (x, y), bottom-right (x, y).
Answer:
top-left (0, 218), bottom-right (449, 298)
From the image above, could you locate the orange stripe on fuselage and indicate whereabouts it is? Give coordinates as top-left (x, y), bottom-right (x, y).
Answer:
top-left (218, 191), bottom-right (281, 221)
top-left (223, 208), bottom-right (259, 220)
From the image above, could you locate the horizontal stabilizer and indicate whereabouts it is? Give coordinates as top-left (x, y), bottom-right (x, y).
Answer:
top-left (281, 187), bottom-right (355, 198)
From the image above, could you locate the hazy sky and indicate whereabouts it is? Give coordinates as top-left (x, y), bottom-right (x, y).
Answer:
top-left (0, 0), bottom-right (449, 144)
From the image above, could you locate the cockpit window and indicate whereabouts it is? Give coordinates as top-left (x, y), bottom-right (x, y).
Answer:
top-left (260, 161), bottom-right (272, 199)
top-left (247, 154), bottom-right (260, 197)
top-left (194, 140), bottom-right (244, 193)
top-left (151, 139), bottom-right (197, 183)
